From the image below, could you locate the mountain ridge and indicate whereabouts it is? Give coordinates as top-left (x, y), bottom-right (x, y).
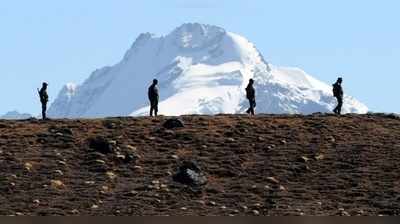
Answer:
top-left (48, 23), bottom-right (367, 118)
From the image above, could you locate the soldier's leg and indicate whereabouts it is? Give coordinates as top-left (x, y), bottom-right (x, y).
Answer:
top-left (333, 97), bottom-right (339, 114)
top-left (338, 97), bottom-right (343, 115)
top-left (251, 100), bottom-right (255, 115)
top-left (154, 101), bottom-right (158, 116)
top-left (42, 103), bottom-right (47, 120)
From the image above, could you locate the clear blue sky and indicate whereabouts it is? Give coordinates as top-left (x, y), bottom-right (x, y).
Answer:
top-left (1, 0), bottom-right (399, 115)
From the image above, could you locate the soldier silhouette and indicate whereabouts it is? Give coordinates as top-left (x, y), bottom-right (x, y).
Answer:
top-left (332, 77), bottom-right (344, 115)
top-left (38, 82), bottom-right (49, 120)
top-left (148, 79), bottom-right (159, 117)
top-left (245, 79), bottom-right (256, 116)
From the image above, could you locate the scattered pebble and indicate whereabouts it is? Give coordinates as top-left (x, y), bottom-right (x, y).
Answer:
top-left (134, 166), bottom-right (143, 170)
top-left (50, 180), bottom-right (65, 189)
top-left (300, 156), bottom-right (310, 163)
top-left (267, 177), bottom-right (280, 184)
top-left (58, 161), bottom-right (67, 166)
top-left (254, 203), bottom-right (262, 208)
top-left (208, 201), bottom-right (217, 206)
top-left (85, 181), bottom-right (96, 185)
top-left (71, 209), bottom-right (79, 215)
top-left (171, 155), bottom-right (179, 160)
top-left (54, 170), bottom-right (64, 176)
top-left (24, 162), bottom-right (33, 171)
top-left (106, 171), bottom-right (117, 180)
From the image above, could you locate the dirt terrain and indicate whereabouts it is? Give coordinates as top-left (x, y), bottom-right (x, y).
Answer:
top-left (0, 113), bottom-right (400, 216)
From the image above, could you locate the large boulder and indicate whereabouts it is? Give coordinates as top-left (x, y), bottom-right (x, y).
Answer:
top-left (163, 118), bottom-right (184, 129)
top-left (173, 161), bottom-right (207, 187)
top-left (88, 136), bottom-right (114, 154)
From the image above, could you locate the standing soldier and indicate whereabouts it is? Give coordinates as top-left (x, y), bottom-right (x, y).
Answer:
top-left (332, 77), bottom-right (344, 115)
top-left (38, 82), bottom-right (49, 120)
top-left (245, 79), bottom-right (256, 116)
top-left (148, 79), bottom-right (159, 117)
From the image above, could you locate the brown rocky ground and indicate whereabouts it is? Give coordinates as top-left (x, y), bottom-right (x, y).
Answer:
top-left (0, 113), bottom-right (400, 216)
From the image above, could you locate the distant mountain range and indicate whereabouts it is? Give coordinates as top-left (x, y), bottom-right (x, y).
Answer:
top-left (47, 23), bottom-right (368, 118)
top-left (0, 111), bottom-right (32, 120)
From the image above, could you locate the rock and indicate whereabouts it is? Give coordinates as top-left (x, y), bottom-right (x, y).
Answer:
top-left (267, 177), bottom-right (280, 184)
top-left (279, 185), bottom-right (287, 191)
top-left (299, 156), bottom-right (310, 163)
top-left (327, 136), bottom-right (336, 143)
top-left (71, 209), bottom-right (79, 215)
top-left (254, 203), bottom-right (262, 208)
top-left (252, 210), bottom-right (260, 215)
top-left (54, 170), bottom-right (64, 176)
top-left (106, 171), bottom-right (117, 180)
top-left (163, 130), bottom-right (175, 136)
top-left (226, 138), bottom-right (235, 143)
top-left (24, 162), bottom-right (33, 171)
top-left (88, 136), bottom-right (114, 154)
top-left (48, 127), bottom-right (73, 136)
top-left (163, 118), bottom-right (185, 129)
top-left (133, 165), bottom-right (143, 170)
top-left (267, 145), bottom-right (276, 150)
top-left (128, 190), bottom-right (138, 196)
top-left (91, 204), bottom-right (99, 209)
top-left (171, 155), bottom-right (179, 160)
top-left (315, 154), bottom-right (325, 161)
top-left (197, 200), bottom-right (206, 205)
top-left (95, 159), bottom-right (106, 165)
top-left (125, 145), bottom-right (137, 152)
top-left (208, 201), bottom-right (217, 206)
top-left (108, 140), bottom-right (117, 146)
top-left (50, 180), bottom-right (65, 189)
top-left (33, 199), bottom-right (40, 204)
top-left (173, 161), bottom-right (207, 187)
top-left (58, 161), bottom-right (67, 166)
top-left (85, 181), bottom-right (96, 185)
top-left (152, 180), bottom-right (160, 185)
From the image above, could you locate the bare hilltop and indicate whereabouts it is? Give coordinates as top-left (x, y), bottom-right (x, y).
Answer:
top-left (0, 113), bottom-right (399, 216)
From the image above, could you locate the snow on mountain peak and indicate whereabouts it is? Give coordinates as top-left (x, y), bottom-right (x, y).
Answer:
top-left (170, 23), bottom-right (226, 50)
top-left (48, 23), bottom-right (368, 118)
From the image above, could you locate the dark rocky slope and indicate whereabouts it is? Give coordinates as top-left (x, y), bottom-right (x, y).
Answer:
top-left (0, 114), bottom-right (399, 216)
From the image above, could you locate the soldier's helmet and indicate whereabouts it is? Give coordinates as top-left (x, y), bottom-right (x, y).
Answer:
top-left (153, 79), bottom-right (158, 85)
top-left (42, 82), bottom-right (48, 87)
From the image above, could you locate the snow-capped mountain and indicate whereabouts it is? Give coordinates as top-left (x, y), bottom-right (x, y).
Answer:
top-left (1, 111), bottom-right (32, 120)
top-left (48, 23), bottom-right (368, 118)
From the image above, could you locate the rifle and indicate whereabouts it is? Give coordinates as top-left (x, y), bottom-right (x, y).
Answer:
top-left (37, 88), bottom-right (43, 102)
